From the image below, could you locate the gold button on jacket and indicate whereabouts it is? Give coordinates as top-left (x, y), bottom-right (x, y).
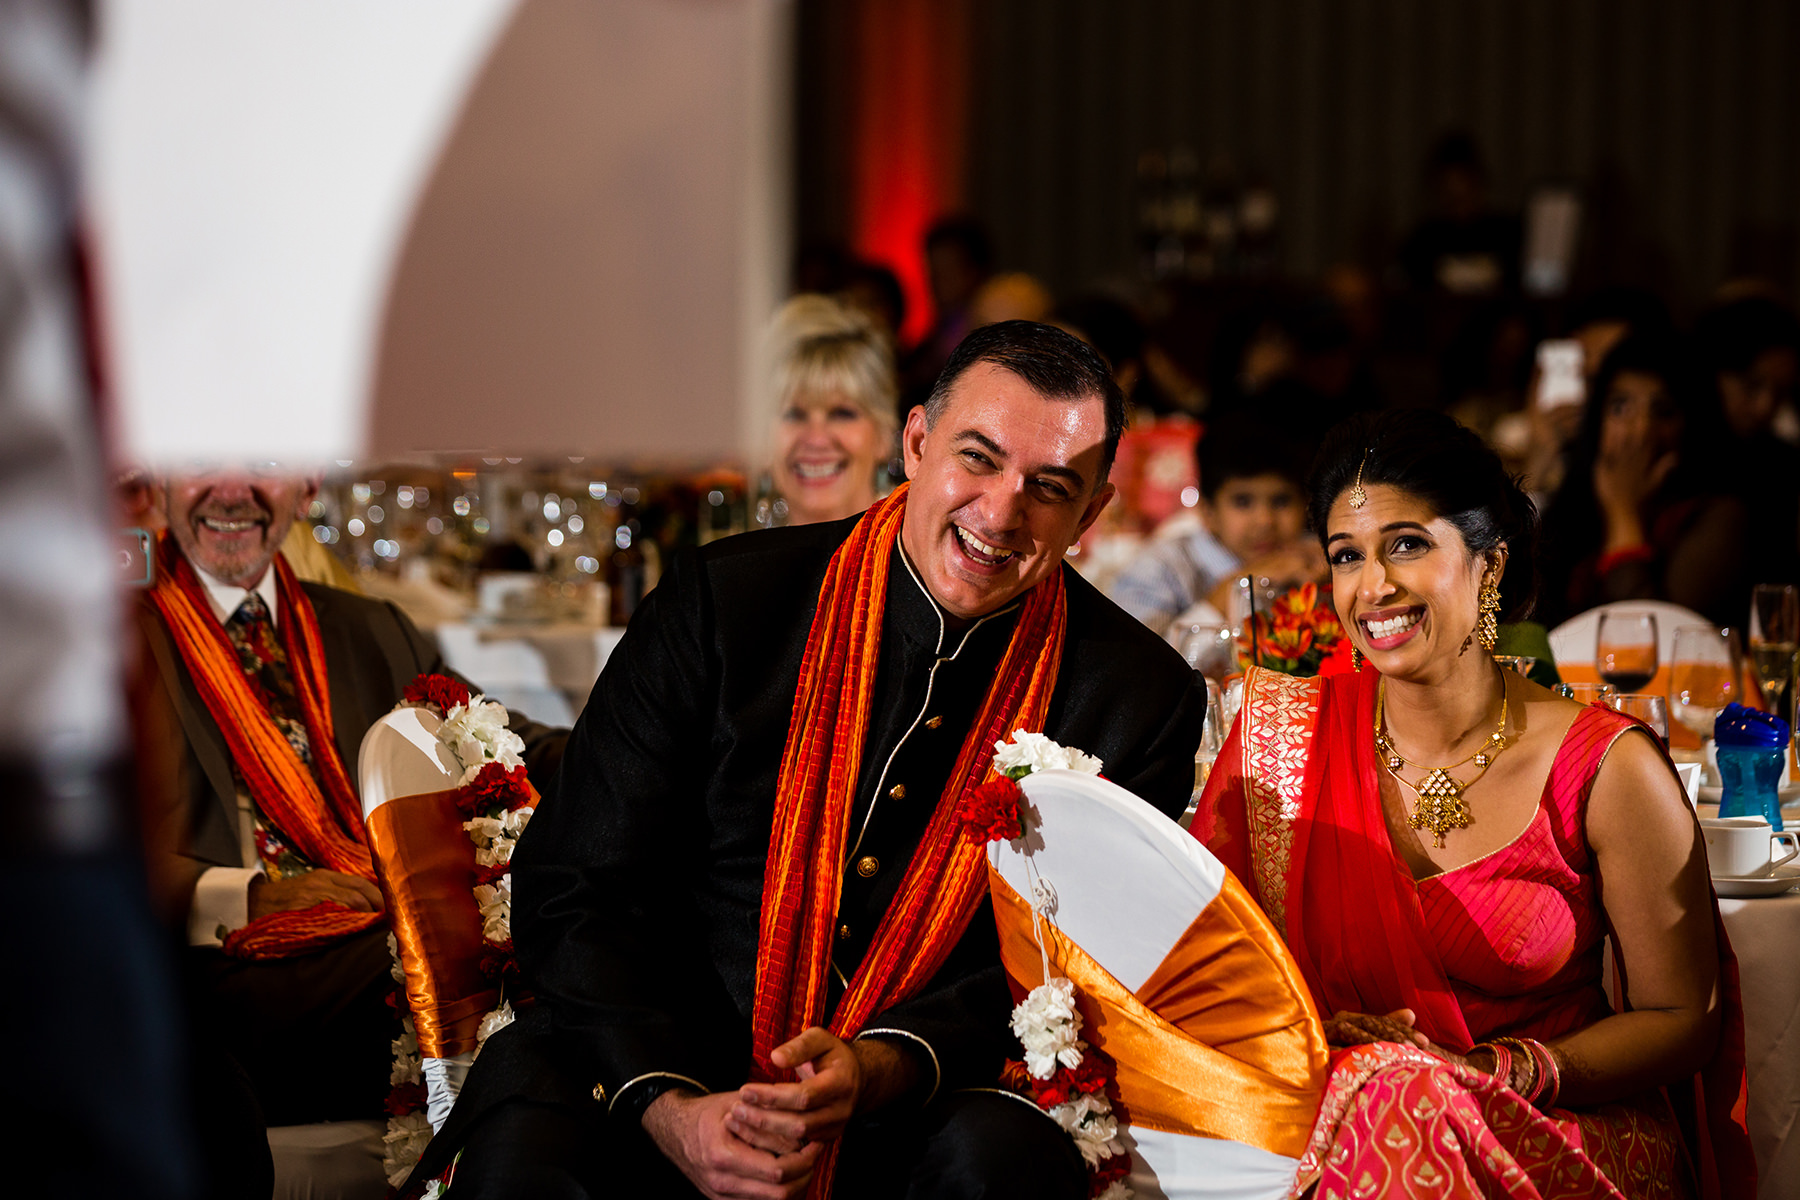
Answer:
top-left (856, 855), bottom-right (879, 877)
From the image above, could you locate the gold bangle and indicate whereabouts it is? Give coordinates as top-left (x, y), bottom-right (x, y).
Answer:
top-left (1491, 1036), bottom-right (1539, 1098)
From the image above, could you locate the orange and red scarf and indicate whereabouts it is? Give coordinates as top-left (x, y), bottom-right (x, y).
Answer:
top-left (149, 533), bottom-right (381, 958)
top-left (750, 483), bottom-right (1067, 1195)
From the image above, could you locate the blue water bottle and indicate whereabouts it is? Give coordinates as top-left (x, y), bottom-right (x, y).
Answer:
top-left (1715, 703), bottom-right (1791, 831)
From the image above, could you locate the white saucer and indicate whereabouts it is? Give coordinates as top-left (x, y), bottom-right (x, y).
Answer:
top-left (1697, 783), bottom-right (1800, 805)
top-left (1712, 864), bottom-right (1800, 898)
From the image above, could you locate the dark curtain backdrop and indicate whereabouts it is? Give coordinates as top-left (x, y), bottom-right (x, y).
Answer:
top-left (801, 0), bottom-right (1800, 313)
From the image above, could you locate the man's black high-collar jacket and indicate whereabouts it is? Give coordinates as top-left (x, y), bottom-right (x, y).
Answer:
top-left (424, 512), bottom-right (1205, 1166)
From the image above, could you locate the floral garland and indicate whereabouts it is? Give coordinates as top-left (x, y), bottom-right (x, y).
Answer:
top-left (381, 674), bottom-right (534, 1193)
top-left (960, 731), bottom-right (1132, 1200)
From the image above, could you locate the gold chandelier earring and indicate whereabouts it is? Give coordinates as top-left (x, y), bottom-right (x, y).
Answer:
top-left (1477, 570), bottom-right (1501, 652)
top-left (1351, 645), bottom-right (1364, 671)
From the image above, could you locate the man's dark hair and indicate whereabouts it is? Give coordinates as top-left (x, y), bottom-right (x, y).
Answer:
top-left (1309, 409), bottom-right (1541, 621)
top-left (1695, 296), bottom-right (1800, 375)
top-left (924, 320), bottom-right (1127, 485)
top-left (1197, 413), bottom-right (1306, 502)
top-left (924, 216), bottom-right (994, 274)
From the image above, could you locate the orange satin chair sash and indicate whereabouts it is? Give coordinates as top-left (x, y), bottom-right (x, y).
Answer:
top-left (366, 786), bottom-right (538, 1058)
top-left (990, 869), bottom-right (1326, 1161)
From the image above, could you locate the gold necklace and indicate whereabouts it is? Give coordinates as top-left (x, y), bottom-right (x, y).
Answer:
top-left (1375, 673), bottom-right (1510, 848)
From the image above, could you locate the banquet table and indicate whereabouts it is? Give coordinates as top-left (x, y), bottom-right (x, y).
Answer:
top-left (1720, 888), bottom-right (1800, 1199)
top-left (434, 620), bottom-right (625, 726)
top-left (1690, 801), bottom-right (1800, 1198)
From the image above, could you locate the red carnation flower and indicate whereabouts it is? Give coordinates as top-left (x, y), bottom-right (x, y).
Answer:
top-left (479, 938), bottom-right (519, 982)
top-left (1089, 1152), bottom-right (1131, 1193)
top-left (385, 1081), bottom-right (427, 1116)
top-left (1031, 1053), bottom-right (1115, 1108)
top-left (404, 673), bottom-right (471, 714)
top-left (959, 777), bottom-right (1024, 843)
top-left (456, 761), bottom-right (531, 818)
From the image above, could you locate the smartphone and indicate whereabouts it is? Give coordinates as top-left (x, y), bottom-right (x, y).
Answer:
top-left (119, 527), bottom-right (154, 588)
top-left (1535, 339), bottom-right (1586, 411)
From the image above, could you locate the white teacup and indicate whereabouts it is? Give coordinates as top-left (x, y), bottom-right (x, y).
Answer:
top-left (1701, 816), bottom-right (1800, 879)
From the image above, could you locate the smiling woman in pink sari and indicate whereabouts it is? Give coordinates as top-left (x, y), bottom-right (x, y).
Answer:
top-left (1195, 411), bottom-right (1752, 1199)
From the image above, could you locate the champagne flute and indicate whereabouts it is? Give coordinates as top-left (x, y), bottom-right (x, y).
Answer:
top-left (1609, 693), bottom-right (1671, 746)
top-left (1596, 611), bottom-right (1659, 694)
top-left (1670, 625), bottom-right (1741, 741)
top-left (1749, 584), bottom-right (1800, 724)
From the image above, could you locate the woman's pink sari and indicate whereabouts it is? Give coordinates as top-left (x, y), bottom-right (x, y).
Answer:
top-left (1195, 667), bottom-right (1753, 1199)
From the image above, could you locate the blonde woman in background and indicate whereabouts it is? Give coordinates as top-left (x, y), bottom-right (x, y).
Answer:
top-left (763, 294), bottom-right (899, 526)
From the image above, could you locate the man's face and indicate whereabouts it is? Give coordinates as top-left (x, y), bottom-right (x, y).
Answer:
top-left (900, 362), bottom-right (1114, 620)
top-left (1201, 473), bottom-right (1305, 561)
top-left (163, 470), bottom-right (317, 588)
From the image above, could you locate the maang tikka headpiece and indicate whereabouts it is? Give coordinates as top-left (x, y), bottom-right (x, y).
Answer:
top-left (1347, 448), bottom-right (1370, 509)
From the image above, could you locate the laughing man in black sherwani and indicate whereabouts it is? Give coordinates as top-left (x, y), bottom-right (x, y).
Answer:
top-left (423, 322), bottom-right (1206, 1200)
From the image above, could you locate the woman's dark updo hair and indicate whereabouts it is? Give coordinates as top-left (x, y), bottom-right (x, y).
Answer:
top-left (1307, 410), bottom-right (1541, 620)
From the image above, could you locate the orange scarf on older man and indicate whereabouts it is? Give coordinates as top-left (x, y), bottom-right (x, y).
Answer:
top-left (750, 483), bottom-right (1067, 1197)
top-left (149, 533), bottom-right (382, 958)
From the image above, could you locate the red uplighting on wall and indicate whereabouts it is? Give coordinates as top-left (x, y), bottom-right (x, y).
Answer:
top-left (848, 0), bottom-right (969, 348)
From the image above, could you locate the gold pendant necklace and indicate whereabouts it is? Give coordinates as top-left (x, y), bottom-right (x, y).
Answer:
top-left (1375, 673), bottom-right (1510, 848)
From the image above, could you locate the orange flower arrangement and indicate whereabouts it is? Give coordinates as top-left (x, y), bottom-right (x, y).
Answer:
top-left (1236, 582), bottom-right (1347, 677)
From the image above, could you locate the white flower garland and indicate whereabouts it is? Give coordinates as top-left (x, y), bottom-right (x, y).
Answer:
top-left (383, 685), bottom-right (530, 1190)
top-left (988, 732), bottom-right (1130, 1199)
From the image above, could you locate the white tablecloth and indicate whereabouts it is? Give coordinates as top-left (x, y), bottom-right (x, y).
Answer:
top-left (1721, 890), bottom-right (1800, 1199)
top-left (435, 620), bottom-right (625, 726)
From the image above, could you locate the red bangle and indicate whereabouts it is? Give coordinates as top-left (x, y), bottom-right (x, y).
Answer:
top-left (1492, 1036), bottom-right (1538, 1098)
top-left (1596, 544), bottom-right (1654, 575)
top-left (1524, 1039), bottom-right (1561, 1109)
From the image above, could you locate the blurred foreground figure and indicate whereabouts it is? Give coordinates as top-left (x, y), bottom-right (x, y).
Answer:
top-left (0, 0), bottom-right (194, 1194)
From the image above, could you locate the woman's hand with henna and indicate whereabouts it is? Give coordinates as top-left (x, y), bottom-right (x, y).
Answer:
top-left (1322, 1009), bottom-right (1494, 1073)
top-left (1323, 1009), bottom-right (1433, 1053)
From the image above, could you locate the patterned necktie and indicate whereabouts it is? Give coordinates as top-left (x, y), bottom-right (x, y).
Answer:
top-left (224, 590), bottom-right (320, 877)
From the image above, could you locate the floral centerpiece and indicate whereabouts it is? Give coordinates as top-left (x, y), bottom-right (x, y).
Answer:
top-left (1235, 582), bottom-right (1350, 677)
top-left (383, 674), bottom-right (535, 1194)
top-left (960, 732), bottom-right (1132, 1200)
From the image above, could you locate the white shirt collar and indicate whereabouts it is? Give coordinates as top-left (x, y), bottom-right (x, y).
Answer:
top-left (193, 563), bottom-right (281, 629)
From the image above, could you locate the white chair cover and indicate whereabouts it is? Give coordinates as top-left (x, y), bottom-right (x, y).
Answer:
top-left (990, 770), bottom-right (1310, 1200)
top-left (1547, 599), bottom-right (1712, 668)
top-left (357, 706), bottom-right (471, 1132)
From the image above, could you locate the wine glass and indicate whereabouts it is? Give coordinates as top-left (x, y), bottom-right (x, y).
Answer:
top-left (1176, 622), bottom-right (1235, 681)
top-left (1555, 681), bottom-right (1618, 705)
top-left (1596, 611), bottom-right (1659, 694)
top-left (1493, 655), bottom-right (1538, 678)
top-left (1184, 677), bottom-right (1227, 829)
top-left (1609, 693), bottom-right (1671, 746)
top-left (1670, 625), bottom-right (1742, 742)
top-left (1749, 584), bottom-right (1800, 724)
